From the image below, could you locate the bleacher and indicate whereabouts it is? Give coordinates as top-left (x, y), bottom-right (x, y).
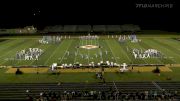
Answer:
top-left (43, 25), bottom-right (64, 33)
top-left (121, 24), bottom-right (141, 32)
top-left (0, 82), bottom-right (179, 100)
top-left (93, 25), bottom-right (106, 32)
top-left (41, 24), bottom-right (140, 33)
top-left (63, 25), bottom-right (77, 32)
top-left (106, 25), bottom-right (121, 32)
top-left (77, 25), bottom-right (91, 32)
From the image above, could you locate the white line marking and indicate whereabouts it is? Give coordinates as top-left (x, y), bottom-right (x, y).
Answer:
top-left (59, 40), bottom-right (73, 64)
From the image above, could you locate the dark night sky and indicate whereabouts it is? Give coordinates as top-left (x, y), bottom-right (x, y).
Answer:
top-left (0, 0), bottom-right (179, 31)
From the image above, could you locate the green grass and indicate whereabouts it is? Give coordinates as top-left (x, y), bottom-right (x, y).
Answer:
top-left (0, 67), bottom-right (180, 83)
top-left (0, 34), bottom-right (180, 83)
top-left (1, 35), bottom-right (180, 66)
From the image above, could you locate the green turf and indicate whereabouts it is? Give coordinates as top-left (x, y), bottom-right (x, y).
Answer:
top-left (0, 34), bottom-right (180, 83)
top-left (0, 67), bottom-right (180, 83)
top-left (0, 35), bottom-right (180, 66)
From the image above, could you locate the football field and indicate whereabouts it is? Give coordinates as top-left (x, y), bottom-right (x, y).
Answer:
top-left (0, 35), bottom-right (180, 66)
top-left (1, 34), bottom-right (180, 83)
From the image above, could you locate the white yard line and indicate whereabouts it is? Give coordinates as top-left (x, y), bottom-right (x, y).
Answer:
top-left (59, 40), bottom-right (73, 64)
top-left (132, 46), bottom-right (148, 64)
top-left (44, 45), bottom-right (61, 65)
top-left (73, 39), bottom-right (80, 64)
top-left (106, 40), bottom-right (118, 63)
top-left (117, 41), bottom-right (134, 64)
top-left (87, 48), bottom-right (90, 64)
top-left (121, 47), bottom-right (132, 63)
top-left (133, 51), bottom-right (148, 64)
top-left (169, 57), bottom-right (177, 64)
top-left (97, 39), bottom-right (103, 62)
top-left (87, 40), bottom-right (90, 64)
top-left (137, 42), bottom-right (162, 64)
top-left (0, 40), bottom-right (34, 65)
top-left (27, 42), bottom-right (51, 65)
top-left (0, 39), bottom-right (28, 58)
